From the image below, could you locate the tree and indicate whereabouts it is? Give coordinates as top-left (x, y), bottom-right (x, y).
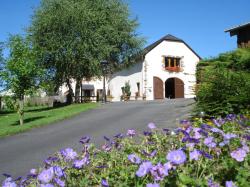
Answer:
top-left (0, 35), bottom-right (42, 125)
top-left (29, 0), bottom-right (144, 103)
top-left (0, 42), bottom-right (5, 87)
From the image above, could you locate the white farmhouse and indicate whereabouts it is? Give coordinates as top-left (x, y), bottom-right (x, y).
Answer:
top-left (60, 34), bottom-right (201, 102)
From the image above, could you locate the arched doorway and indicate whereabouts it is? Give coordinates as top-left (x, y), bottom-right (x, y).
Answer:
top-left (165, 78), bottom-right (184, 99)
top-left (153, 77), bottom-right (163, 99)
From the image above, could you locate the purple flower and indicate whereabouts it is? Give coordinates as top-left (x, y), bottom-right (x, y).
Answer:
top-left (101, 144), bottom-right (112, 152)
top-left (101, 179), bottom-right (109, 187)
top-left (143, 131), bottom-right (152, 136)
top-left (44, 156), bottom-right (59, 166)
top-left (127, 129), bottom-right (136, 137)
top-left (185, 126), bottom-right (193, 134)
top-left (111, 140), bottom-right (122, 150)
top-left (2, 174), bottom-right (11, 178)
top-left (2, 178), bottom-right (17, 187)
top-left (142, 150), bottom-right (157, 157)
top-left (79, 136), bottom-right (90, 144)
top-left (230, 148), bottom-right (247, 162)
top-left (193, 129), bottom-right (202, 139)
top-left (204, 137), bottom-right (213, 144)
top-left (82, 144), bottom-right (90, 153)
top-left (73, 154), bottom-right (90, 169)
top-left (53, 166), bottom-right (64, 178)
top-left (96, 165), bottom-right (108, 169)
top-left (198, 129), bottom-right (208, 137)
top-left (60, 148), bottom-right (77, 161)
top-left (208, 178), bottom-right (220, 187)
top-left (180, 119), bottom-right (191, 125)
top-left (128, 154), bottom-right (141, 164)
top-left (114, 133), bottom-right (124, 139)
top-left (103, 136), bottom-right (110, 141)
top-left (212, 118), bottom-right (225, 127)
top-left (226, 114), bottom-right (237, 121)
top-left (38, 168), bottom-right (54, 184)
top-left (177, 129), bottom-right (190, 136)
top-left (54, 178), bottom-right (65, 187)
top-left (164, 161), bottom-right (175, 170)
top-left (199, 150), bottom-right (213, 159)
top-left (186, 143), bottom-right (195, 149)
top-left (150, 163), bottom-right (168, 181)
top-left (242, 144), bottom-right (249, 153)
top-left (225, 181), bottom-right (237, 187)
top-left (219, 140), bottom-right (229, 147)
top-left (201, 124), bottom-right (212, 129)
top-left (243, 134), bottom-right (250, 141)
top-left (162, 128), bottom-right (170, 134)
top-left (204, 137), bottom-right (216, 148)
top-left (146, 183), bottom-right (160, 187)
top-left (186, 137), bottom-right (200, 144)
top-left (210, 127), bottom-right (223, 134)
top-left (167, 150), bottom-right (187, 165)
top-left (190, 149), bottom-right (201, 161)
top-left (224, 133), bottom-right (237, 140)
top-left (148, 122), bottom-right (156, 129)
top-left (136, 161), bottom-right (153, 177)
top-left (208, 142), bottom-right (217, 148)
top-left (30, 168), bottom-right (37, 175)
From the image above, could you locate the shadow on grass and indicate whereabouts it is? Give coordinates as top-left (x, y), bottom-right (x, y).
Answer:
top-left (0, 110), bottom-right (15, 115)
top-left (11, 116), bottom-right (46, 126)
top-left (26, 103), bottom-right (69, 113)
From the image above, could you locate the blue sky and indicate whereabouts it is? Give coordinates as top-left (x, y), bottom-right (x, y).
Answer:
top-left (0, 0), bottom-right (249, 58)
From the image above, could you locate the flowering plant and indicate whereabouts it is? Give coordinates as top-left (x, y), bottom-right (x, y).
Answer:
top-left (165, 66), bottom-right (181, 72)
top-left (2, 115), bottom-right (250, 187)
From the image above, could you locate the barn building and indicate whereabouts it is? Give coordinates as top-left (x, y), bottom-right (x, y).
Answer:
top-left (60, 34), bottom-right (201, 102)
top-left (225, 22), bottom-right (250, 48)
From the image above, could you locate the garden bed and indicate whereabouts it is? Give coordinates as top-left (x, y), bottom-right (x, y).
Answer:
top-left (2, 114), bottom-right (250, 187)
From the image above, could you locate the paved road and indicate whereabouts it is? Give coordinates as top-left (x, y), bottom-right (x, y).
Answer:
top-left (0, 99), bottom-right (194, 182)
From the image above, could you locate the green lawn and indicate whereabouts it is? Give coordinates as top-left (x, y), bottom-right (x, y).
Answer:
top-left (0, 103), bottom-right (98, 137)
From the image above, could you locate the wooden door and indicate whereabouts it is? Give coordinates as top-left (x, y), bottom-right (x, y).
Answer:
top-left (153, 77), bottom-right (163, 99)
top-left (174, 78), bottom-right (184, 98)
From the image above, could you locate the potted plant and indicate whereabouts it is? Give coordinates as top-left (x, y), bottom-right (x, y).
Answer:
top-left (124, 81), bottom-right (131, 101)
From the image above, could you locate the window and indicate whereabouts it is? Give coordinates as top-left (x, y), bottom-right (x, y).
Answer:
top-left (164, 57), bottom-right (181, 72)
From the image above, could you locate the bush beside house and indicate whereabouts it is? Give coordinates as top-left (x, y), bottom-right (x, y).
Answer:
top-left (196, 48), bottom-right (250, 116)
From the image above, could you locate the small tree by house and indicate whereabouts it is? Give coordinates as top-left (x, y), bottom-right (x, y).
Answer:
top-left (0, 35), bottom-right (42, 125)
top-left (123, 81), bottom-right (131, 100)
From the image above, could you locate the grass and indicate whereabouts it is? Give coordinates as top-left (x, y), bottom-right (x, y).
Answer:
top-left (0, 103), bottom-right (98, 138)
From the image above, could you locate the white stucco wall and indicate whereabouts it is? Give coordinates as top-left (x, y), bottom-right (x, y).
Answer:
top-left (108, 62), bottom-right (143, 101)
top-left (59, 78), bottom-right (104, 96)
top-left (144, 40), bottom-right (200, 100)
top-left (60, 38), bottom-right (200, 102)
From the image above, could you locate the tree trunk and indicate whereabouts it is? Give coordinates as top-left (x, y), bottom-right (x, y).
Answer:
top-left (18, 97), bottom-right (24, 125)
top-left (75, 78), bottom-right (81, 103)
top-left (66, 79), bottom-right (74, 104)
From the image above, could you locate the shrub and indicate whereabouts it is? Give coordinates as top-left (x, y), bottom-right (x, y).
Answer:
top-left (2, 96), bottom-right (15, 110)
top-left (2, 115), bottom-right (250, 187)
top-left (124, 81), bottom-right (131, 97)
top-left (196, 48), bottom-right (250, 116)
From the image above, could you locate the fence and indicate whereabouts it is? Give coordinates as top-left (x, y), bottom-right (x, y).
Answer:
top-left (0, 95), bottom-right (67, 110)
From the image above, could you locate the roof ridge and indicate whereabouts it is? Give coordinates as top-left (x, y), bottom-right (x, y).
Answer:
top-left (143, 34), bottom-right (201, 60)
top-left (163, 34), bottom-right (183, 41)
top-left (225, 21), bottom-right (250, 32)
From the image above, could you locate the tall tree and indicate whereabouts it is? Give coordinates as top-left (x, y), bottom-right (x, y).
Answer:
top-left (29, 0), bottom-right (144, 103)
top-left (0, 35), bottom-right (42, 125)
top-left (0, 42), bottom-right (4, 88)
